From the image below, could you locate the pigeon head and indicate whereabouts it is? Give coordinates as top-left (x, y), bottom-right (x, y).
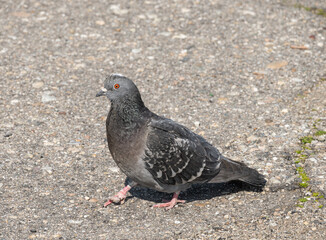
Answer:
top-left (96, 74), bottom-right (141, 102)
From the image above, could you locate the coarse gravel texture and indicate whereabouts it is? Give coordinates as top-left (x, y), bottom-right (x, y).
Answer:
top-left (1, 0), bottom-right (325, 239)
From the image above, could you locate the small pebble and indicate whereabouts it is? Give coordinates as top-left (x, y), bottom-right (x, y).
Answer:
top-left (109, 167), bottom-right (120, 173)
top-left (42, 166), bottom-right (53, 174)
top-left (194, 121), bottom-right (200, 128)
top-left (247, 135), bottom-right (258, 141)
top-left (291, 78), bottom-right (303, 83)
top-left (68, 220), bottom-right (83, 225)
top-left (4, 132), bottom-right (13, 137)
top-left (42, 91), bottom-right (56, 103)
top-left (132, 49), bottom-right (142, 54)
top-left (32, 82), bottom-right (44, 88)
top-left (95, 20), bottom-right (105, 25)
top-left (269, 177), bottom-right (281, 185)
top-left (110, 5), bottom-right (129, 15)
top-left (10, 99), bottom-right (19, 105)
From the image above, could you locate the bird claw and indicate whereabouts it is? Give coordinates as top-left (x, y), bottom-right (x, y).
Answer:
top-left (104, 192), bottom-right (127, 207)
top-left (111, 194), bottom-right (126, 203)
top-left (153, 199), bottom-right (186, 210)
top-left (103, 185), bottom-right (132, 207)
top-left (153, 191), bottom-right (185, 210)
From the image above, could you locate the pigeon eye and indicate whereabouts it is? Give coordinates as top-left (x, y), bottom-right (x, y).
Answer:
top-left (114, 84), bottom-right (120, 89)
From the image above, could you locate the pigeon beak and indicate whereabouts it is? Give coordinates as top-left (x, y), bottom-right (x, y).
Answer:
top-left (96, 88), bottom-right (108, 97)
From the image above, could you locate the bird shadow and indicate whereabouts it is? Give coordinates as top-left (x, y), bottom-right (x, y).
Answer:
top-left (124, 177), bottom-right (264, 204)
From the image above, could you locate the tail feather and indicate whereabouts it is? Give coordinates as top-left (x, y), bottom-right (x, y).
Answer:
top-left (210, 156), bottom-right (266, 187)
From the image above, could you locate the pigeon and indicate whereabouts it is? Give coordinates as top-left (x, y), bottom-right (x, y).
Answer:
top-left (96, 74), bottom-right (266, 210)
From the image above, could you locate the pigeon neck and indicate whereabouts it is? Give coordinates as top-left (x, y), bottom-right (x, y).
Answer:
top-left (111, 95), bottom-right (147, 124)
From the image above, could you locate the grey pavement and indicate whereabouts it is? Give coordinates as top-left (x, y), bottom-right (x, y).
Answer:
top-left (1, 0), bottom-right (325, 239)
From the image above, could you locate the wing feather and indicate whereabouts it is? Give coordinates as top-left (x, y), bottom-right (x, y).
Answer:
top-left (143, 118), bottom-right (220, 186)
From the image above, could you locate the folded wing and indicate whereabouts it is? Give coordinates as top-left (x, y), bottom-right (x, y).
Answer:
top-left (143, 118), bottom-right (222, 186)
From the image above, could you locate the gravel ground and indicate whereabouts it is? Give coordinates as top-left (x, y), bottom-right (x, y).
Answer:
top-left (1, 0), bottom-right (325, 239)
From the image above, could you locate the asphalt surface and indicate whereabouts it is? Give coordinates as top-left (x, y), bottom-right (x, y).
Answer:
top-left (1, 0), bottom-right (325, 239)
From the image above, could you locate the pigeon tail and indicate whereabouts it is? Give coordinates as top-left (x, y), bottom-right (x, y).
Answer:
top-left (209, 156), bottom-right (266, 187)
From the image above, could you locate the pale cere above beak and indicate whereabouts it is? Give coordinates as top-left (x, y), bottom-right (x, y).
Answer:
top-left (96, 88), bottom-right (107, 97)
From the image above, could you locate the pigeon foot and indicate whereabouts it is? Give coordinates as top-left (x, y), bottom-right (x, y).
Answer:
top-left (153, 192), bottom-right (185, 210)
top-left (104, 185), bottom-right (132, 207)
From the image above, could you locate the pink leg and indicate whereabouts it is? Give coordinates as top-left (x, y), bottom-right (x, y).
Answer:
top-left (104, 185), bottom-right (132, 207)
top-left (153, 191), bottom-right (185, 210)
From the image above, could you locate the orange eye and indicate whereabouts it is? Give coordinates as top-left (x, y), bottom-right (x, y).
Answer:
top-left (114, 83), bottom-right (120, 89)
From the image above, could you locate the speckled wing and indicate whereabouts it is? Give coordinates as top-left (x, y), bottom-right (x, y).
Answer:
top-left (143, 118), bottom-right (222, 186)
